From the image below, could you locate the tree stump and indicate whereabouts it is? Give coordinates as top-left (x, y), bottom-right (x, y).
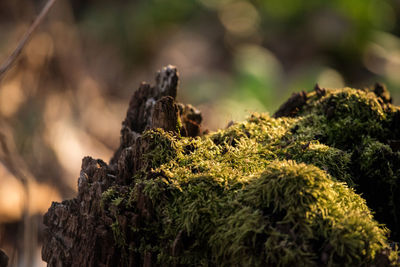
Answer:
top-left (42, 67), bottom-right (399, 266)
top-left (42, 65), bottom-right (203, 266)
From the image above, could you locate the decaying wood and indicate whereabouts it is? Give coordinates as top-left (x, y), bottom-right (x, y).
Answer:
top-left (42, 65), bottom-right (203, 266)
top-left (273, 90), bottom-right (308, 118)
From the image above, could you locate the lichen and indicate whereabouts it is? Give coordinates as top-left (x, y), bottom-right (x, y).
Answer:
top-left (102, 86), bottom-right (400, 266)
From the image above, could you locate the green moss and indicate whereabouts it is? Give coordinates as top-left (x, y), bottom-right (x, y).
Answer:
top-left (101, 187), bottom-right (118, 209)
top-left (141, 129), bottom-right (182, 169)
top-left (101, 87), bottom-right (400, 266)
top-left (111, 219), bottom-right (129, 266)
top-left (297, 88), bottom-right (388, 148)
top-left (111, 220), bottom-right (127, 248)
top-left (354, 137), bottom-right (400, 237)
top-left (176, 114), bottom-right (183, 136)
top-left (225, 161), bottom-right (388, 266)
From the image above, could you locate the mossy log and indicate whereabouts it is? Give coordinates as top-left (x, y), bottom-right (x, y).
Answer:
top-left (42, 66), bottom-right (400, 266)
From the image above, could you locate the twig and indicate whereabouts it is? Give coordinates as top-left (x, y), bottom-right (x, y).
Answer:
top-left (0, 0), bottom-right (57, 81)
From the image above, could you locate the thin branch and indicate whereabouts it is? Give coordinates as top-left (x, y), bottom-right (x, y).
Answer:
top-left (0, 0), bottom-right (57, 81)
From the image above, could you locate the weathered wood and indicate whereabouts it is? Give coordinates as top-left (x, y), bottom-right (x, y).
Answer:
top-left (42, 65), bottom-right (203, 266)
top-left (273, 90), bottom-right (307, 118)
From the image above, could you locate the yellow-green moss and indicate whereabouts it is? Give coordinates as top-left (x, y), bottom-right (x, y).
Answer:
top-left (216, 161), bottom-right (389, 266)
top-left (297, 88), bottom-right (388, 147)
top-left (102, 87), bottom-right (400, 266)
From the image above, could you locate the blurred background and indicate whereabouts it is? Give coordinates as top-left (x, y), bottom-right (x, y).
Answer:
top-left (1, 0), bottom-right (400, 265)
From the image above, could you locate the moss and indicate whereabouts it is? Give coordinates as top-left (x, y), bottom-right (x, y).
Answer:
top-left (111, 220), bottom-right (127, 249)
top-left (354, 137), bottom-right (400, 238)
top-left (297, 88), bottom-right (388, 148)
top-left (111, 219), bottom-right (129, 266)
top-left (101, 187), bottom-right (118, 209)
top-left (176, 114), bottom-right (183, 136)
top-left (101, 87), bottom-right (400, 265)
top-left (141, 129), bottom-right (182, 169)
top-left (228, 161), bottom-right (388, 266)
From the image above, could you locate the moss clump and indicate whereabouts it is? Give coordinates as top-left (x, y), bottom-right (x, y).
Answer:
top-left (355, 137), bottom-right (400, 237)
top-left (141, 129), bottom-right (182, 170)
top-left (212, 161), bottom-right (389, 266)
top-left (102, 87), bottom-right (400, 266)
top-left (290, 88), bottom-right (400, 242)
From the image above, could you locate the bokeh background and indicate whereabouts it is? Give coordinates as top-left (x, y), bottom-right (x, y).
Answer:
top-left (1, 0), bottom-right (400, 265)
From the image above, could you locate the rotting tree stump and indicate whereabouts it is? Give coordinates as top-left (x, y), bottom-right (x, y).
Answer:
top-left (42, 66), bottom-right (400, 266)
top-left (42, 65), bottom-right (203, 266)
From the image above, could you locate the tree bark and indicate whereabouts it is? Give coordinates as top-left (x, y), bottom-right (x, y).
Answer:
top-left (42, 65), bottom-right (203, 266)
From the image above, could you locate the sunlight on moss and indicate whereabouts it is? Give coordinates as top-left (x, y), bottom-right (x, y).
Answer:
top-left (101, 87), bottom-right (400, 265)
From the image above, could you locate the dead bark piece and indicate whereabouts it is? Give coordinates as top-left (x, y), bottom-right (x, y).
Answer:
top-left (182, 119), bottom-right (201, 137)
top-left (115, 66), bottom-right (178, 156)
top-left (117, 147), bottom-right (134, 183)
top-left (123, 65), bottom-right (179, 135)
top-left (273, 91), bottom-right (308, 118)
top-left (42, 157), bottom-right (119, 266)
top-left (373, 82), bottom-right (392, 104)
top-left (155, 65), bottom-right (179, 99)
top-left (178, 104), bottom-right (202, 137)
top-left (110, 65), bottom-right (203, 164)
top-left (150, 96), bottom-right (179, 133)
top-left (314, 83), bottom-right (326, 97)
